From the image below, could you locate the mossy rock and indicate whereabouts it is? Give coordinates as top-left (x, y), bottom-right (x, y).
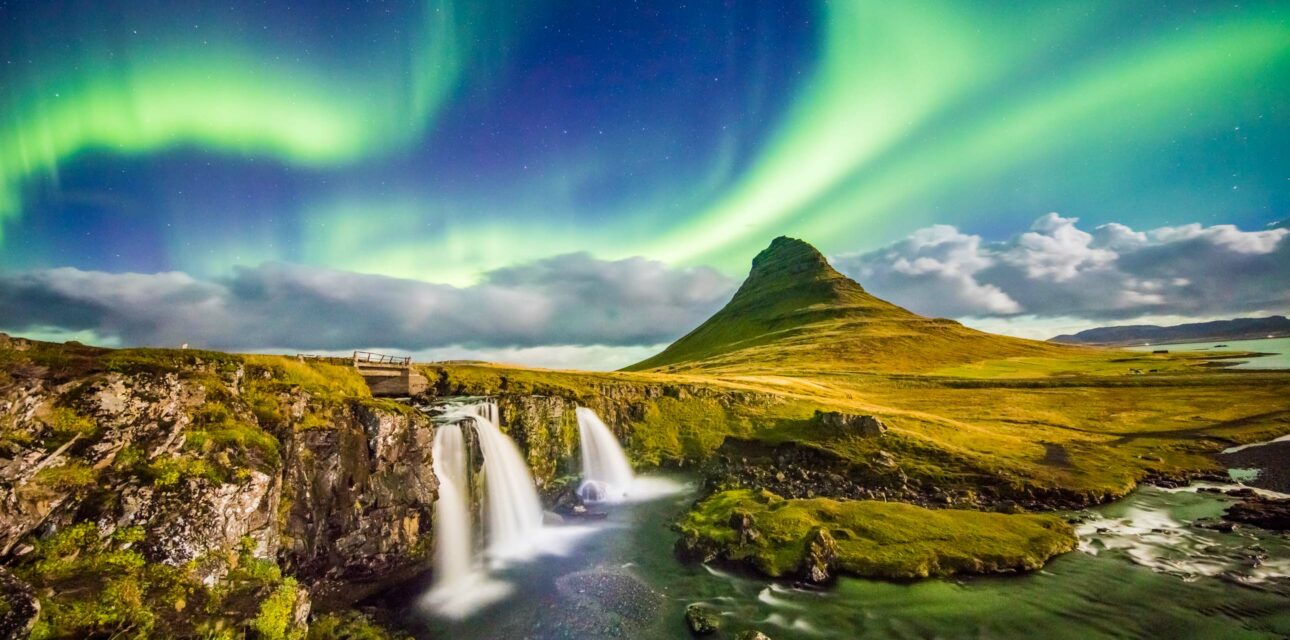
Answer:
top-left (677, 489), bottom-right (1077, 581)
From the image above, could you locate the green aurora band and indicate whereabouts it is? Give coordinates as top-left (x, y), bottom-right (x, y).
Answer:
top-left (648, 1), bottom-right (1290, 270)
top-left (291, 1), bottom-right (1289, 283)
top-left (0, 0), bottom-right (472, 245)
top-left (0, 1), bottom-right (1285, 281)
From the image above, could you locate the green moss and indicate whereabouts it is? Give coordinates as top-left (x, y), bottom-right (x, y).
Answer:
top-left (679, 489), bottom-right (1077, 580)
top-left (243, 355), bottom-right (370, 401)
top-left (297, 411), bottom-right (335, 431)
top-left (30, 461), bottom-right (98, 491)
top-left (308, 611), bottom-right (410, 640)
top-left (45, 406), bottom-right (96, 435)
top-left (186, 401), bottom-right (281, 473)
top-left (40, 406), bottom-right (97, 448)
top-left (17, 522), bottom-right (304, 639)
top-left (252, 578), bottom-right (302, 640)
top-left (0, 413), bottom-right (35, 448)
top-left (101, 347), bottom-right (243, 376)
top-left (20, 524), bottom-right (190, 640)
top-left (145, 455), bottom-right (221, 487)
top-left (633, 397), bottom-right (752, 464)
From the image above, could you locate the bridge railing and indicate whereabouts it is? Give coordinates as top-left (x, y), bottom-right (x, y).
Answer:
top-left (295, 354), bottom-right (352, 366)
top-left (353, 351), bottom-right (412, 368)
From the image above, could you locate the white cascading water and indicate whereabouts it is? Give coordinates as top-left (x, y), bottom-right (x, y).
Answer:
top-left (421, 399), bottom-right (650, 619)
top-left (426, 423), bottom-right (473, 591)
top-left (468, 402), bottom-right (546, 565)
top-left (422, 405), bottom-right (511, 619)
top-left (576, 407), bottom-right (635, 502)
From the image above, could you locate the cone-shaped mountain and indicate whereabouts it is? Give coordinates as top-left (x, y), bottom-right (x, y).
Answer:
top-left (626, 236), bottom-right (1069, 373)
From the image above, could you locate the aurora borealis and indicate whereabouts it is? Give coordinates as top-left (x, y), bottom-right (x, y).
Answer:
top-left (0, 0), bottom-right (1287, 366)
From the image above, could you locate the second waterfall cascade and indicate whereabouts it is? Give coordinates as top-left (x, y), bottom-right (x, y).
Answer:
top-left (576, 406), bottom-right (635, 502)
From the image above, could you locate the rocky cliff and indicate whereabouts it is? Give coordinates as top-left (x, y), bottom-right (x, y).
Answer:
top-left (0, 338), bottom-right (436, 638)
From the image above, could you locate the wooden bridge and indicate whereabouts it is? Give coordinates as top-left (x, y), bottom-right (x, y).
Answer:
top-left (297, 351), bottom-right (428, 397)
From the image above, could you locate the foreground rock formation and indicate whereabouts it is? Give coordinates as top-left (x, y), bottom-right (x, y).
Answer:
top-left (0, 340), bottom-right (433, 638)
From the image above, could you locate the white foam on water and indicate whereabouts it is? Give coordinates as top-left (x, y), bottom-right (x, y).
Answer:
top-left (1077, 484), bottom-right (1290, 583)
top-left (420, 572), bottom-right (513, 621)
top-left (1221, 433), bottom-right (1290, 454)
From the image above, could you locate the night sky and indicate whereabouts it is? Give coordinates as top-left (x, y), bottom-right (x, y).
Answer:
top-left (1, 1), bottom-right (1287, 366)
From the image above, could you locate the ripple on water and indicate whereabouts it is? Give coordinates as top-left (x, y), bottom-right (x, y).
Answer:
top-left (1075, 483), bottom-right (1290, 585)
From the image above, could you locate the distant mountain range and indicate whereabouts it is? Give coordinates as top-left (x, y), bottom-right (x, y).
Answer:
top-left (1049, 316), bottom-right (1290, 346)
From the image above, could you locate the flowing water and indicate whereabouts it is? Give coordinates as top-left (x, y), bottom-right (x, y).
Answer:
top-left (402, 402), bottom-right (1290, 637)
top-left (427, 423), bottom-right (471, 591)
top-left (469, 402), bottom-right (548, 564)
top-left (576, 407), bottom-right (635, 503)
top-left (422, 420), bottom-right (512, 619)
top-left (392, 479), bottom-right (1290, 638)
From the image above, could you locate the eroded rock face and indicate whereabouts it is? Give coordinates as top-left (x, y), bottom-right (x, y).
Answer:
top-left (1, 370), bottom-right (208, 556)
top-left (497, 395), bottom-right (578, 492)
top-left (126, 470), bottom-right (280, 580)
top-left (0, 351), bottom-right (443, 634)
top-left (282, 403), bottom-right (437, 599)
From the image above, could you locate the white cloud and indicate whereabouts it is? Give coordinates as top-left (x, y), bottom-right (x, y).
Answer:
top-left (0, 254), bottom-right (736, 364)
top-left (850, 225), bottom-right (1020, 316)
top-left (834, 214), bottom-right (1289, 321)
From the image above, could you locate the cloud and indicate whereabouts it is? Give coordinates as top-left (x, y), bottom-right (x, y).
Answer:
top-left (0, 254), bottom-right (735, 361)
top-left (835, 214), bottom-right (1289, 321)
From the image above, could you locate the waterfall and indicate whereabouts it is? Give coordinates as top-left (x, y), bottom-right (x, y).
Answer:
top-left (423, 417), bottom-right (511, 619)
top-left (420, 399), bottom-right (609, 618)
top-left (468, 402), bottom-right (546, 565)
top-left (428, 423), bottom-right (472, 590)
top-left (576, 407), bottom-right (635, 503)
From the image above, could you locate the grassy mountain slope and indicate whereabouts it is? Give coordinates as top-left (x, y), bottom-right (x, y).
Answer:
top-left (625, 236), bottom-right (1072, 374)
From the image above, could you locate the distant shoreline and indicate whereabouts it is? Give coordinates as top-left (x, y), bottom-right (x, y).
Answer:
top-left (1090, 334), bottom-right (1290, 349)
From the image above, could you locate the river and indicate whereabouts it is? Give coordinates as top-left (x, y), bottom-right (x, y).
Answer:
top-left (379, 471), bottom-right (1290, 638)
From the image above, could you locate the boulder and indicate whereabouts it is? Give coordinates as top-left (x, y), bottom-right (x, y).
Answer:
top-left (737, 632), bottom-right (773, 640)
top-left (1224, 497), bottom-right (1290, 531)
top-left (803, 527), bottom-right (838, 583)
top-left (813, 411), bottom-right (887, 437)
top-left (685, 604), bottom-right (722, 635)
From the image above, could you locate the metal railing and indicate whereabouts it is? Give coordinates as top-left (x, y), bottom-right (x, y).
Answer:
top-left (352, 350), bottom-right (412, 368)
top-left (295, 354), bottom-right (351, 366)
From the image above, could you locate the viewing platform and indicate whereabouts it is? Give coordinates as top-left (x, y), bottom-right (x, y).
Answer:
top-left (297, 351), bottom-right (428, 397)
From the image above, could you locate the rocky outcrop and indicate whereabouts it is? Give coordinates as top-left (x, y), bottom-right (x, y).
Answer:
top-left (813, 410), bottom-right (886, 437)
top-left (282, 403), bottom-right (438, 603)
top-left (0, 346), bottom-right (441, 636)
top-left (496, 395), bottom-right (579, 492)
top-left (1223, 495), bottom-right (1290, 531)
top-left (708, 436), bottom-right (1099, 513)
top-left (685, 603), bottom-right (722, 635)
top-left (803, 527), bottom-right (837, 583)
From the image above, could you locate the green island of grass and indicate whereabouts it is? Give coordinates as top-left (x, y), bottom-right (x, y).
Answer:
top-left (678, 489), bottom-right (1078, 580)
